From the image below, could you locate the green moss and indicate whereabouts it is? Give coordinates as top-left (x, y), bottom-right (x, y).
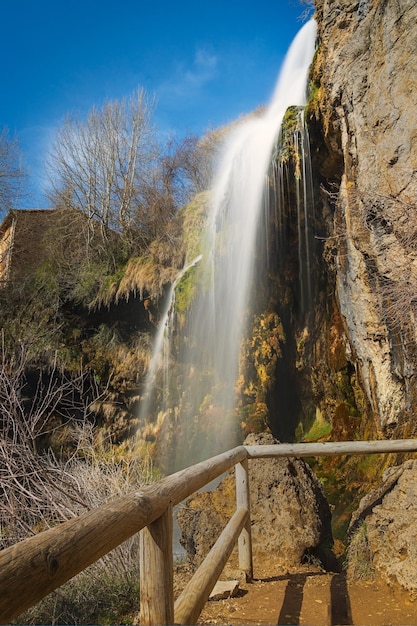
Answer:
top-left (295, 421), bottom-right (304, 441)
top-left (174, 263), bottom-right (202, 315)
top-left (302, 411), bottom-right (332, 442)
top-left (275, 106), bottom-right (305, 169)
top-left (306, 80), bottom-right (323, 118)
top-left (305, 44), bottom-right (326, 120)
top-left (100, 265), bottom-right (126, 293)
top-left (356, 453), bottom-right (390, 482)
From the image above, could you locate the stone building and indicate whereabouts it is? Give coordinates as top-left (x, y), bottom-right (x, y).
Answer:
top-left (0, 209), bottom-right (56, 285)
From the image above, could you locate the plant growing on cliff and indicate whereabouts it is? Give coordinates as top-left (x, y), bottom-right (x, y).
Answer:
top-left (275, 106), bottom-right (305, 176)
top-left (238, 311), bottom-right (285, 433)
top-left (298, 0), bottom-right (315, 18)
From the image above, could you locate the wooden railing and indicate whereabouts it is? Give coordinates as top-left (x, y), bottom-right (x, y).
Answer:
top-left (1, 439), bottom-right (417, 624)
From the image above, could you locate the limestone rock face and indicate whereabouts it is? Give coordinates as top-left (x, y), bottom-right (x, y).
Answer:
top-left (177, 433), bottom-right (336, 570)
top-left (348, 460), bottom-right (417, 592)
top-left (314, 0), bottom-right (417, 433)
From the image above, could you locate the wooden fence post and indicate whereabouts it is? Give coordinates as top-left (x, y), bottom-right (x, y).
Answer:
top-left (235, 458), bottom-right (253, 581)
top-left (174, 508), bottom-right (249, 625)
top-left (139, 502), bottom-right (174, 625)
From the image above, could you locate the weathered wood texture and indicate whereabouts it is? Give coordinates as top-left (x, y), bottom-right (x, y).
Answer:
top-left (235, 459), bottom-right (253, 581)
top-left (140, 503), bottom-right (174, 626)
top-left (174, 507), bottom-right (249, 625)
top-left (0, 445), bottom-right (247, 622)
top-left (1, 439), bottom-right (417, 623)
top-left (245, 439), bottom-right (417, 458)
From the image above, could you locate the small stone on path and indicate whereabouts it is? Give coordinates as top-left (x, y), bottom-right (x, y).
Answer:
top-left (209, 580), bottom-right (239, 601)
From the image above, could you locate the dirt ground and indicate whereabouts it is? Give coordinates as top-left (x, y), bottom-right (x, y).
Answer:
top-left (193, 562), bottom-right (417, 626)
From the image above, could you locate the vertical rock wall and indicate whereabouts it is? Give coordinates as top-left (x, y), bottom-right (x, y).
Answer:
top-left (312, 0), bottom-right (417, 436)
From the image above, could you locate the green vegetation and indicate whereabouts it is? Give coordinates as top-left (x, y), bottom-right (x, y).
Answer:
top-left (305, 42), bottom-right (326, 120)
top-left (306, 79), bottom-right (322, 118)
top-left (299, 410), bottom-right (332, 442)
top-left (175, 263), bottom-right (201, 316)
top-left (275, 105), bottom-right (305, 172)
top-left (178, 191), bottom-right (209, 264)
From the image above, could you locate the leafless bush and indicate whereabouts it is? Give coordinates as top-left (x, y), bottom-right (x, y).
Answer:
top-left (0, 338), bottom-right (154, 541)
top-left (359, 192), bottom-right (417, 332)
top-left (16, 430), bottom-right (154, 624)
top-left (0, 337), bottom-right (155, 622)
top-left (0, 342), bottom-right (93, 545)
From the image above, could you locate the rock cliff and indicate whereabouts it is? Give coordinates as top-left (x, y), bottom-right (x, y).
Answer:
top-left (347, 460), bottom-right (417, 591)
top-left (312, 0), bottom-right (417, 436)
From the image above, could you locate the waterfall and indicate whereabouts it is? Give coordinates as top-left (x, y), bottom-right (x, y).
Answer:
top-left (138, 255), bottom-right (202, 424)
top-left (138, 19), bottom-right (317, 470)
top-left (273, 107), bottom-right (315, 315)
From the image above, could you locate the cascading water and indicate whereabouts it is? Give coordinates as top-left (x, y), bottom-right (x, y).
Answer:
top-left (138, 19), bottom-right (317, 470)
top-left (273, 107), bottom-right (315, 315)
top-left (138, 254), bottom-right (203, 425)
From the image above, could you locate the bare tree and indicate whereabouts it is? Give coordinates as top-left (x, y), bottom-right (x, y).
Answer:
top-left (298, 0), bottom-right (316, 19)
top-left (47, 88), bottom-right (159, 250)
top-left (161, 132), bottom-right (217, 205)
top-left (0, 128), bottom-right (26, 219)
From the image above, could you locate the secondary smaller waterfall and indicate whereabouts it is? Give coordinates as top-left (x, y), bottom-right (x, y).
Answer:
top-left (138, 255), bottom-right (202, 424)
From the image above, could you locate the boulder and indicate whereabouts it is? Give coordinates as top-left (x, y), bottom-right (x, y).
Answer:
top-left (347, 459), bottom-right (417, 592)
top-left (177, 432), bottom-right (337, 571)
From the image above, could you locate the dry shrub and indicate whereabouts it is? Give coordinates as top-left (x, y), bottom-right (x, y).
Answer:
top-left (0, 339), bottom-right (155, 623)
top-left (346, 522), bottom-right (375, 581)
top-left (10, 426), bottom-right (155, 624)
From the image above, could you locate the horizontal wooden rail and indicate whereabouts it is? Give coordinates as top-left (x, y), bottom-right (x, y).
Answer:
top-left (1, 439), bottom-right (417, 623)
top-left (245, 439), bottom-right (417, 458)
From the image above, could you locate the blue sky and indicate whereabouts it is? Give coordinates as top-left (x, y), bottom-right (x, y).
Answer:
top-left (0, 0), bottom-right (313, 207)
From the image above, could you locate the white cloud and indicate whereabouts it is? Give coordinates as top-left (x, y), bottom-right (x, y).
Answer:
top-left (157, 47), bottom-right (218, 105)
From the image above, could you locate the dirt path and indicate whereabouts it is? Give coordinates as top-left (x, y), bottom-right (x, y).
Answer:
top-left (197, 564), bottom-right (417, 625)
